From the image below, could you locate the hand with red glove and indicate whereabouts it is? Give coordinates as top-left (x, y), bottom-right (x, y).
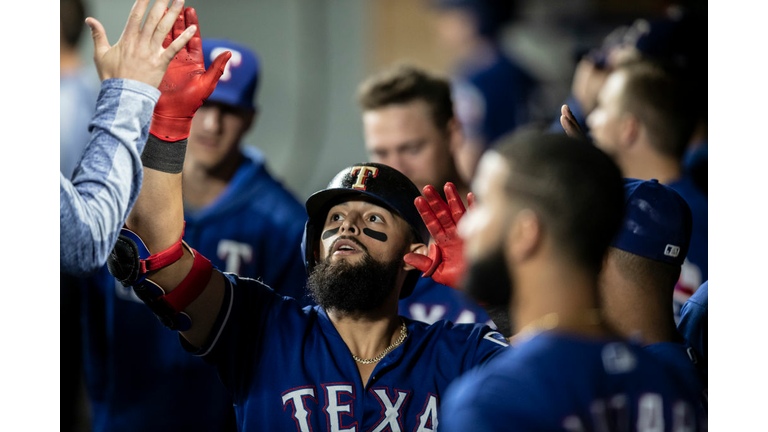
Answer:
top-left (149, 7), bottom-right (232, 141)
top-left (404, 182), bottom-right (474, 290)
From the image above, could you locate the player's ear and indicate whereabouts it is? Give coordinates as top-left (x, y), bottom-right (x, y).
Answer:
top-left (447, 117), bottom-right (464, 155)
top-left (619, 114), bottom-right (639, 149)
top-left (509, 208), bottom-right (541, 262)
top-left (243, 108), bottom-right (257, 132)
top-left (403, 242), bottom-right (428, 271)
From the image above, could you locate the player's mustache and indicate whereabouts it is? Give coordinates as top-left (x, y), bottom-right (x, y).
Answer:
top-left (329, 236), bottom-right (369, 255)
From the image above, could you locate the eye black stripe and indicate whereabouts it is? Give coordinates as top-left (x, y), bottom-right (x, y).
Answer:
top-left (363, 228), bottom-right (387, 242)
top-left (322, 227), bottom-right (340, 240)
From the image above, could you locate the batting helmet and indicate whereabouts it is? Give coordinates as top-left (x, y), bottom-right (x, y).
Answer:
top-left (302, 163), bottom-right (430, 299)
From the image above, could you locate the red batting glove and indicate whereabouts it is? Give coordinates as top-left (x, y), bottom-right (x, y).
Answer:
top-left (149, 8), bottom-right (231, 141)
top-left (403, 183), bottom-right (470, 290)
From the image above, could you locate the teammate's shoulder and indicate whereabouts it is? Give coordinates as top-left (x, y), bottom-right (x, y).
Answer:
top-left (686, 281), bottom-right (708, 307)
top-left (410, 318), bottom-right (508, 346)
top-left (668, 176), bottom-right (708, 212)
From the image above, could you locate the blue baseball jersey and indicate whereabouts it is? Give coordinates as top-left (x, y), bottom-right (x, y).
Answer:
top-left (441, 331), bottom-right (706, 431)
top-left (183, 146), bottom-right (310, 305)
top-left (683, 141), bottom-right (707, 176)
top-left (80, 147), bottom-right (310, 432)
top-left (80, 266), bottom-right (235, 432)
top-left (667, 175), bottom-right (708, 321)
top-left (677, 281), bottom-right (708, 380)
top-left (453, 48), bottom-right (539, 149)
top-left (182, 272), bottom-right (509, 431)
top-left (644, 342), bottom-right (706, 408)
top-left (398, 277), bottom-right (493, 326)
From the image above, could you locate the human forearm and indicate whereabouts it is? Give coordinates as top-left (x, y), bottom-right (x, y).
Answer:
top-left (124, 136), bottom-right (224, 347)
top-left (60, 79), bottom-right (160, 275)
top-left (118, 6), bottom-right (231, 345)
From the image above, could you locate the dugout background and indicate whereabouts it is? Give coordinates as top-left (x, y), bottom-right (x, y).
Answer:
top-left (77, 0), bottom-right (686, 201)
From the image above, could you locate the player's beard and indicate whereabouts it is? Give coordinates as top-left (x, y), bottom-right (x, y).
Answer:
top-left (308, 248), bottom-right (402, 315)
top-left (464, 245), bottom-right (514, 336)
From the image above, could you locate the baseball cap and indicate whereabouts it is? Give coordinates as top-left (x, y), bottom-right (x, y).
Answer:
top-left (201, 38), bottom-right (260, 111)
top-left (611, 178), bottom-right (692, 265)
top-left (621, 13), bottom-right (706, 74)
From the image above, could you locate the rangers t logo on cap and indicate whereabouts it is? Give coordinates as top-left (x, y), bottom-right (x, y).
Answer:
top-left (349, 166), bottom-right (379, 190)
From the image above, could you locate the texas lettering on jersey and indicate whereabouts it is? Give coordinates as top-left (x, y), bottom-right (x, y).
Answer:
top-left (406, 303), bottom-right (482, 325)
top-left (282, 385), bottom-right (439, 432)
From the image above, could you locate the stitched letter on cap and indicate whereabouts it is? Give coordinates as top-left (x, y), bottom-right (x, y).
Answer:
top-left (212, 47), bottom-right (242, 82)
top-left (349, 166), bottom-right (379, 190)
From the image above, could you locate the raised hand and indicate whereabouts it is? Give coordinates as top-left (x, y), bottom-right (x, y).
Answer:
top-left (149, 7), bottom-right (232, 141)
top-left (559, 104), bottom-right (587, 141)
top-left (86, 0), bottom-right (196, 87)
top-left (404, 183), bottom-right (469, 289)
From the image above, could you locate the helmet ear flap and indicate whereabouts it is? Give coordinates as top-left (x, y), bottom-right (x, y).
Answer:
top-left (301, 222), bottom-right (316, 277)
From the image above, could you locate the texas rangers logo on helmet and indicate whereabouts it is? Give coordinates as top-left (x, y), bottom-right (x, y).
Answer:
top-left (349, 166), bottom-right (379, 191)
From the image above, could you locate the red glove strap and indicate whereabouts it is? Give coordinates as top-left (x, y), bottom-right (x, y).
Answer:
top-left (421, 244), bottom-right (442, 278)
top-left (141, 222), bottom-right (186, 273)
top-left (149, 113), bottom-right (193, 141)
top-left (162, 245), bottom-right (214, 313)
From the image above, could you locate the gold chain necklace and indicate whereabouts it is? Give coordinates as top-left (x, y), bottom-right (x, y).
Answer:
top-left (351, 319), bottom-right (408, 365)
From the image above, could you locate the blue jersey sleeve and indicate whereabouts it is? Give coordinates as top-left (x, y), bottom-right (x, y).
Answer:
top-left (441, 364), bottom-right (544, 432)
top-left (465, 325), bottom-right (509, 369)
top-left (181, 273), bottom-right (309, 403)
top-left (678, 281), bottom-right (708, 382)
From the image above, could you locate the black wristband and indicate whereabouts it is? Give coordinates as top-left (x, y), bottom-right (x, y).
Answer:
top-left (141, 134), bottom-right (188, 173)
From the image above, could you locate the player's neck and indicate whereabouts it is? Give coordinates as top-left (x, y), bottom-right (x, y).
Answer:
top-left (512, 259), bottom-right (609, 341)
top-left (620, 149), bottom-right (681, 185)
top-left (606, 284), bottom-right (680, 345)
top-left (60, 46), bottom-right (81, 74)
top-left (182, 153), bottom-right (243, 208)
top-left (328, 308), bottom-right (403, 362)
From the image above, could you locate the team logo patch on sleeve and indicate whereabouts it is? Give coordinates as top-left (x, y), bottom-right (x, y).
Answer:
top-left (484, 331), bottom-right (509, 347)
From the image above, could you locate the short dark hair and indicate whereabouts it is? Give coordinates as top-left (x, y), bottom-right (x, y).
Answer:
top-left (61, 0), bottom-right (87, 48)
top-left (494, 131), bottom-right (625, 275)
top-left (357, 64), bottom-right (454, 131)
top-left (616, 61), bottom-right (696, 160)
top-left (609, 248), bottom-right (681, 293)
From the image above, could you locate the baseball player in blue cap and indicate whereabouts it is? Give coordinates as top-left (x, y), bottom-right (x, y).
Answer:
top-left (183, 37), bottom-right (308, 293)
top-left (106, 12), bottom-right (508, 429)
top-left (560, 60), bottom-right (708, 322)
top-left (439, 131), bottom-right (706, 431)
top-left (79, 33), bottom-right (309, 431)
top-left (598, 178), bottom-right (706, 406)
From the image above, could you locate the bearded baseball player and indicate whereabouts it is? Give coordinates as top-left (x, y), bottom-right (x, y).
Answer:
top-left (108, 7), bottom-right (507, 431)
top-left (439, 131), bottom-right (706, 431)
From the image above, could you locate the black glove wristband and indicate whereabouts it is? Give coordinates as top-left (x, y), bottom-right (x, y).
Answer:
top-left (141, 134), bottom-right (188, 173)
